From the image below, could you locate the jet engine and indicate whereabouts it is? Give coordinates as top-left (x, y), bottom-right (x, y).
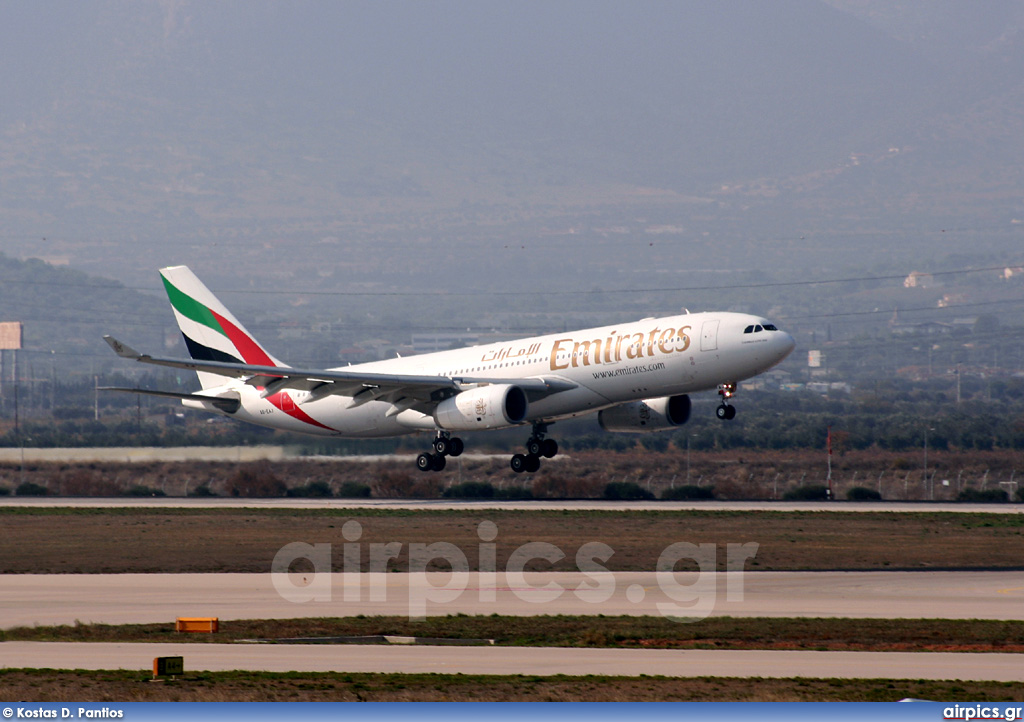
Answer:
top-left (434, 384), bottom-right (529, 431)
top-left (597, 394), bottom-right (691, 433)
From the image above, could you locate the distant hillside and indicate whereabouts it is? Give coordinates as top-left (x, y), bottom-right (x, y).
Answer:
top-left (0, 254), bottom-right (168, 380)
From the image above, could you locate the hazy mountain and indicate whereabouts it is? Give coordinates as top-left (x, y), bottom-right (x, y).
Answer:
top-left (0, 1), bottom-right (1023, 293)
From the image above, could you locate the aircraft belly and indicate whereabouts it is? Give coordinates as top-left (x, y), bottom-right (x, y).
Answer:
top-left (526, 384), bottom-right (611, 421)
top-left (310, 399), bottom-right (415, 437)
top-left (577, 354), bottom-right (698, 404)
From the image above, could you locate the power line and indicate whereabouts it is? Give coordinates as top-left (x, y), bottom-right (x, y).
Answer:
top-left (779, 297), bottom-right (1024, 322)
top-left (0, 262), bottom-right (1021, 297)
top-left (211, 264), bottom-right (1024, 297)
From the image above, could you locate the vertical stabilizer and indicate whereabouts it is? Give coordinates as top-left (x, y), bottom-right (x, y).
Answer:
top-left (159, 265), bottom-right (285, 389)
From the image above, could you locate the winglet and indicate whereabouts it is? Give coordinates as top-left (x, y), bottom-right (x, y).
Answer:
top-left (103, 335), bottom-right (143, 360)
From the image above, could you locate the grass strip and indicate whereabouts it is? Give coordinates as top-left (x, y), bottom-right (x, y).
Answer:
top-left (2, 508), bottom-right (1024, 572)
top-left (1, 668), bottom-right (1022, 702)
top-left (4, 615), bottom-right (1024, 653)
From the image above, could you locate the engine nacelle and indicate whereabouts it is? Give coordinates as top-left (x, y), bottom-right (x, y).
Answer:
top-left (598, 394), bottom-right (691, 433)
top-left (434, 384), bottom-right (529, 431)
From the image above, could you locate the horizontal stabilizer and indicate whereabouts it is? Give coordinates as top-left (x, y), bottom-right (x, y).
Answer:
top-left (99, 387), bottom-right (241, 414)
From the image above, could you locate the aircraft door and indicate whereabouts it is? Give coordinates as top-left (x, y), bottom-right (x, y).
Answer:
top-left (700, 320), bottom-right (719, 352)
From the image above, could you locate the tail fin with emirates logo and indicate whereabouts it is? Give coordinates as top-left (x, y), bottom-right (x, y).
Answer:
top-left (159, 265), bottom-right (286, 390)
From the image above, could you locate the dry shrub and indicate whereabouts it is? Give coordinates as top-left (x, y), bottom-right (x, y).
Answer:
top-left (708, 478), bottom-right (741, 499)
top-left (407, 476), bottom-right (443, 498)
top-left (531, 473), bottom-right (602, 499)
top-left (707, 472), bottom-right (746, 500)
top-left (371, 468), bottom-right (416, 498)
top-left (57, 469), bottom-right (121, 496)
top-left (226, 462), bottom-right (286, 497)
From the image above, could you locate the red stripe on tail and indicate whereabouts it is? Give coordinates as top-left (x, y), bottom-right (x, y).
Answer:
top-left (211, 310), bottom-right (276, 367)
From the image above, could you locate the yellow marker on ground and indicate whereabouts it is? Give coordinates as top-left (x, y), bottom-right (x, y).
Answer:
top-left (175, 617), bottom-right (219, 633)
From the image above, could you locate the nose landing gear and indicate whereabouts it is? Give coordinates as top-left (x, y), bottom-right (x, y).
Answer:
top-left (716, 382), bottom-right (737, 420)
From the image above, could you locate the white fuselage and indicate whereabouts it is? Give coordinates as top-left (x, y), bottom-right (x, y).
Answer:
top-left (189, 311), bottom-right (795, 437)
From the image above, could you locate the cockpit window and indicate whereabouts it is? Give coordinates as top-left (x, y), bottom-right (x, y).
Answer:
top-left (754, 324), bottom-right (763, 332)
top-left (743, 325), bottom-right (754, 334)
top-left (763, 324), bottom-right (778, 331)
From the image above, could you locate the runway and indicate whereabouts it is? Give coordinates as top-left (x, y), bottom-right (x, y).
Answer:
top-left (3, 571), bottom-right (1022, 628)
top-left (2, 642), bottom-right (1022, 681)
top-left (2, 497), bottom-right (1022, 513)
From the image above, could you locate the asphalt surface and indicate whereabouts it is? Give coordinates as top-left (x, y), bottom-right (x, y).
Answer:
top-left (3, 642), bottom-right (1022, 681)
top-left (2, 571), bottom-right (1022, 628)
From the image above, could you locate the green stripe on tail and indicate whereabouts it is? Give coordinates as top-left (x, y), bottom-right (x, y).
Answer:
top-left (161, 274), bottom-right (225, 337)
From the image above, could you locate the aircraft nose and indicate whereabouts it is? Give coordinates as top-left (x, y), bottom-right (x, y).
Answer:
top-left (779, 331), bottom-right (796, 358)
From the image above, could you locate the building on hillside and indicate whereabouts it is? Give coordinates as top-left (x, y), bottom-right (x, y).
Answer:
top-left (889, 310), bottom-right (953, 336)
top-left (903, 271), bottom-right (937, 288)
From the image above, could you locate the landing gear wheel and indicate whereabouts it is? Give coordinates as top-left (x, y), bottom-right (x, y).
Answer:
top-left (448, 437), bottom-right (464, 457)
top-left (526, 438), bottom-right (543, 457)
top-left (433, 437), bottom-right (451, 455)
top-left (417, 451), bottom-right (448, 471)
top-left (540, 438), bottom-right (558, 458)
top-left (511, 453), bottom-right (542, 473)
top-left (716, 404), bottom-right (736, 420)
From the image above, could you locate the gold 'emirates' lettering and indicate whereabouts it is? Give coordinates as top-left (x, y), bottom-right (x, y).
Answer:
top-left (549, 325), bottom-right (691, 370)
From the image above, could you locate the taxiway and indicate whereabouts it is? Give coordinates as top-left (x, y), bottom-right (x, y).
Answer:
top-left (2, 571), bottom-right (1021, 628)
top-left (2, 642), bottom-right (1022, 681)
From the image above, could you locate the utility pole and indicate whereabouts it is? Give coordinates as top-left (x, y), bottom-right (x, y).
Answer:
top-left (924, 426), bottom-right (935, 500)
top-left (686, 434), bottom-right (691, 485)
top-left (826, 426), bottom-right (833, 500)
top-left (12, 348), bottom-right (18, 439)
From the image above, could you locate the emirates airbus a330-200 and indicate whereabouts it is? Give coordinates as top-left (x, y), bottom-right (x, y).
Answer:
top-left (104, 266), bottom-right (795, 473)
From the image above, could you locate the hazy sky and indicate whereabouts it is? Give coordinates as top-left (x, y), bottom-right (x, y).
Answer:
top-left (1, 0), bottom-right (1023, 295)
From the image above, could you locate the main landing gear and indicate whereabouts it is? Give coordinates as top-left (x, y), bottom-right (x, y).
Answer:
top-left (416, 431), bottom-right (464, 472)
top-left (414, 424), bottom-right (559, 474)
top-left (716, 382), bottom-right (737, 420)
top-left (510, 423), bottom-right (558, 474)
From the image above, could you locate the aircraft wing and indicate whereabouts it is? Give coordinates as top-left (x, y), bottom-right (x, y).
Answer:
top-left (103, 336), bottom-right (576, 411)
